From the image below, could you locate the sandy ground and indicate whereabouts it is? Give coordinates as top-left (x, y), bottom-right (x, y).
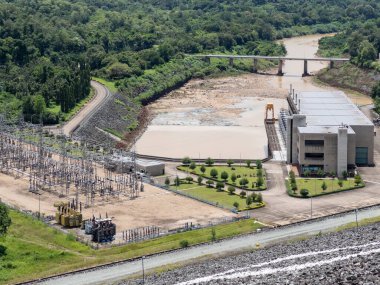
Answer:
top-left (0, 173), bottom-right (234, 231)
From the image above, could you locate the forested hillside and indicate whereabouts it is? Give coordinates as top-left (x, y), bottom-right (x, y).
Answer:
top-left (0, 0), bottom-right (379, 123)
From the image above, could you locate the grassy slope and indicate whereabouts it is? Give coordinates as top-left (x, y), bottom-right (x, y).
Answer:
top-left (170, 182), bottom-right (263, 211)
top-left (92, 77), bottom-right (118, 94)
top-left (178, 165), bottom-right (267, 190)
top-left (0, 209), bottom-right (263, 284)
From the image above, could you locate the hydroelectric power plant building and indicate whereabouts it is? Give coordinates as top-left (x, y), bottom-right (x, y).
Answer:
top-left (280, 91), bottom-right (374, 176)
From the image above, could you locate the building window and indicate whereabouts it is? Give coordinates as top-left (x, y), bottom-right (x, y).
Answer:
top-left (305, 153), bottom-right (324, 160)
top-left (305, 140), bottom-right (324, 146)
top-left (356, 147), bottom-right (368, 165)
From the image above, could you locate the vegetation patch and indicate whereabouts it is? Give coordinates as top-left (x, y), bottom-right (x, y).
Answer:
top-left (169, 180), bottom-right (264, 211)
top-left (0, 208), bottom-right (263, 284)
top-left (178, 159), bottom-right (266, 191)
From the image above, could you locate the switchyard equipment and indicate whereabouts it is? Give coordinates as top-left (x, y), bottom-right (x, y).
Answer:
top-left (84, 215), bottom-right (116, 243)
top-left (54, 200), bottom-right (83, 228)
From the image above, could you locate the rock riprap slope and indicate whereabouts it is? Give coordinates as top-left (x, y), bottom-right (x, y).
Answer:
top-left (125, 223), bottom-right (380, 285)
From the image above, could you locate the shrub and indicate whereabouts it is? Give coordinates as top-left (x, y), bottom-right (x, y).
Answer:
top-left (211, 228), bottom-right (216, 242)
top-left (216, 182), bottom-right (225, 191)
top-left (317, 169), bottom-right (324, 178)
top-left (200, 165), bottom-right (206, 174)
top-left (354, 175), bottom-right (362, 186)
top-left (233, 202), bottom-right (239, 209)
top-left (206, 180), bottom-right (214, 187)
top-left (231, 173), bottom-right (237, 183)
top-left (221, 171), bottom-right (229, 181)
top-left (256, 160), bottom-right (262, 169)
top-left (303, 170), bottom-right (311, 177)
top-left (185, 176), bottom-right (193, 183)
top-left (210, 168), bottom-right (218, 178)
top-left (0, 245), bottom-right (7, 257)
top-left (291, 182), bottom-right (298, 192)
top-left (164, 177), bottom-right (170, 187)
top-left (246, 195), bottom-right (253, 207)
top-left (246, 160), bottom-right (252, 168)
top-left (239, 178), bottom-right (249, 188)
top-left (227, 159), bottom-right (234, 167)
top-left (300, 189), bottom-right (309, 197)
top-left (197, 176), bottom-right (203, 185)
top-left (189, 161), bottom-right (196, 170)
top-left (321, 181), bottom-right (327, 191)
top-left (240, 191), bottom-right (247, 198)
top-left (174, 176), bottom-right (181, 186)
top-left (228, 186), bottom-right (236, 195)
top-left (180, 240), bottom-right (189, 248)
top-left (342, 170), bottom-right (348, 180)
top-left (257, 169), bottom-right (263, 177)
top-left (338, 180), bottom-right (343, 188)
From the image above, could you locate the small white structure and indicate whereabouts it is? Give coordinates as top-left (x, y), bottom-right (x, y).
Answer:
top-left (109, 155), bottom-right (165, 176)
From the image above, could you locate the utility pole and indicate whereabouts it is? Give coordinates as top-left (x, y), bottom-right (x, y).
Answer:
top-left (142, 255), bottom-right (145, 285)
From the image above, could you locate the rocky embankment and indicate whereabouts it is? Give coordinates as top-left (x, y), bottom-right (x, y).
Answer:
top-left (124, 223), bottom-right (380, 285)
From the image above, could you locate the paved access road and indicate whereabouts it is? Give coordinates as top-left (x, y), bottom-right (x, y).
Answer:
top-left (36, 206), bottom-right (380, 285)
top-left (60, 80), bottom-right (111, 136)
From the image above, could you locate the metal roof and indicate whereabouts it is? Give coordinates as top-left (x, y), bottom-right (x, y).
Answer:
top-left (292, 91), bottom-right (373, 127)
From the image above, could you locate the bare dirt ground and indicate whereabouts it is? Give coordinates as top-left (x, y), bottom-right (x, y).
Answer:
top-left (0, 173), bottom-right (234, 231)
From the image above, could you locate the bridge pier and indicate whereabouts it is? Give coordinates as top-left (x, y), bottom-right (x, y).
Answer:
top-left (204, 56), bottom-right (210, 64)
top-left (302, 60), bottom-right (309, 77)
top-left (277, 60), bottom-right (284, 76)
top-left (252, 58), bottom-right (258, 73)
top-left (329, 60), bottom-right (334, 69)
top-left (229, 58), bottom-right (234, 66)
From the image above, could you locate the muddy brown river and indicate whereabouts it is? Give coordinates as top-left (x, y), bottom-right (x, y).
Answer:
top-left (135, 34), bottom-right (371, 159)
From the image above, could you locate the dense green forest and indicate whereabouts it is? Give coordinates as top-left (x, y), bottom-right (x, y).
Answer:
top-left (0, 0), bottom-right (379, 123)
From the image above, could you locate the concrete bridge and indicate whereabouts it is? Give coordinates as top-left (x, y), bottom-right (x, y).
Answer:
top-left (193, 54), bottom-right (350, 77)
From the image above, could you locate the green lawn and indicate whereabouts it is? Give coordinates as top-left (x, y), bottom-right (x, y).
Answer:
top-left (178, 165), bottom-right (267, 190)
top-left (287, 178), bottom-right (365, 198)
top-left (0, 209), bottom-right (263, 284)
top-left (170, 182), bottom-right (264, 211)
top-left (92, 77), bottom-right (118, 93)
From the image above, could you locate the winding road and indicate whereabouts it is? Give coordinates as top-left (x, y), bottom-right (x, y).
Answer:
top-left (60, 80), bottom-right (111, 136)
top-left (35, 206), bottom-right (380, 285)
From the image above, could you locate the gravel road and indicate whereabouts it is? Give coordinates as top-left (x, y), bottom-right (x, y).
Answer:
top-left (33, 206), bottom-right (380, 285)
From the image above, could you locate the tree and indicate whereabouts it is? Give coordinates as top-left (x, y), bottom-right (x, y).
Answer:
top-left (246, 160), bottom-right (252, 168)
top-left (197, 176), bottom-right (203, 185)
top-left (338, 180), bottom-right (343, 188)
top-left (240, 191), bottom-right (247, 198)
top-left (371, 81), bottom-right (380, 98)
top-left (231, 173), bottom-right (237, 183)
top-left (221, 171), bottom-right (229, 181)
top-left (211, 228), bottom-right (216, 242)
top-left (174, 176), bottom-right (180, 186)
top-left (300, 189), bottom-right (309, 197)
top-left (246, 195), bottom-right (253, 207)
top-left (228, 186), bottom-right (236, 195)
top-left (189, 161), bottom-right (196, 170)
top-left (0, 204), bottom-right (11, 237)
top-left (256, 160), bottom-right (262, 169)
top-left (227, 159), bottom-right (234, 167)
top-left (257, 176), bottom-right (264, 188)
top-left (200, 165), bottom-right (206, 174)
top-left (291, 182), bottom-right (298, 193)
top-left (205, 157), bottom-right (214, 166)
top-left (206, 180), bottom-right (214, 187)
top-left (165, 177), bottom-right (170, 187)
top-left (210, 168), bottom-right (218, 178)
top-left (239, 178), bottom-right (249, 188)
top-left (321, 181), bottom-right (327, 191)
top-left (216, 182), bottom-right (224, 192)
top-left (33, 95), bottom-right (47, 116)
top-left (257, 169), bottom-right (263, 177)
top-left (256, 193), bottom-right (263, 203)
top-left (354, 175), bottom-right (362, 186)
top-left (357, 40), bottom-right (377, 66)
top-left (182, 156), bottom-right (192, 166)
top-left (233, 202), bottom-right (239, 209)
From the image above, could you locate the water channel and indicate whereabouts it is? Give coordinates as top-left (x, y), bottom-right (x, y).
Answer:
top-left (135, 34), bottom-right (370, 160)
